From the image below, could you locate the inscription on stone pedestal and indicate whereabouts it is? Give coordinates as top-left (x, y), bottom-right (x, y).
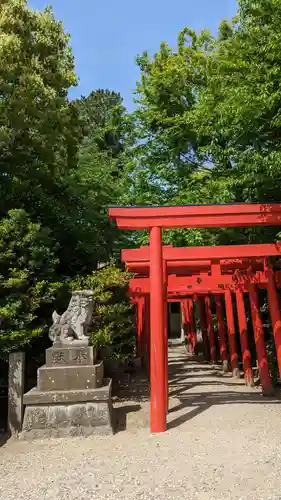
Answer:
top-left (51, 351), bottom-right (66, 365)
top-left (46, 346), bottom-right (95, 367)
top-left (70, 349), bottom-right (88, 364)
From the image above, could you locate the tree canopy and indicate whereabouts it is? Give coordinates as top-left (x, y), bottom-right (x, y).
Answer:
top-left (123, 0), bottom-right (281, 246)
top-left (0, 1), bottom-right (130, 354)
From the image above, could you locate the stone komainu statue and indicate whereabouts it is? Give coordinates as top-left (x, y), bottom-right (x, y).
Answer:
top-left (49, 290), bottom-right (94, 345)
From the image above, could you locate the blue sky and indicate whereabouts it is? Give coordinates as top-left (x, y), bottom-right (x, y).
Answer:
top-left (29, 0), bottom-right (238, 110)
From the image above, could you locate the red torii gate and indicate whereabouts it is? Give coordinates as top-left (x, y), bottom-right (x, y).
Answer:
top-left (126, 253), bottom-right (281, 396)
top-left (126, 252), bottom-right (266, 377)
top-left (108, 203), bottom-right (281, 433)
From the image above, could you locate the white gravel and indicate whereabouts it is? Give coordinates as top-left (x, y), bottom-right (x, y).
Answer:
top-left (1, 345), bottom-right (281, 500)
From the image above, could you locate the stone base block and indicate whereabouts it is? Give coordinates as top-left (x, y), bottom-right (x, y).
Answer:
top-left (45, 346), bottom-right (96, 367)
top-left (21, 379), bottom-right (113, 439)
top-left (38, 361), bottom-right (104, 391)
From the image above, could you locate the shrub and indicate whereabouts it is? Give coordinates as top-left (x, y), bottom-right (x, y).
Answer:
top-left (72, 263), bottom-right (135, 361)
top-left (0, 209), bottom-right (63, 356)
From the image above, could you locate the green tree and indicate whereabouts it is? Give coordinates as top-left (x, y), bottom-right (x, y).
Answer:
top-left (0, 2), bottom-right (133, 354)
top-left (121, 28), bottom-right (222, 246)
top-left (76, 89), bottom-right (126, 159)
top-left (0, 0), bottom-right (79, 211)
top-left (189, 0), bottom-right (281, 243)
top-left (0, 0), bottom-right (99, 274)
top-left (126, 1), bottom-right (281, 247)
top-left (124, 28), bottom-right (215, 207)
top-left (0, 209), bottom-right (61, 355)
top-left (194, 0), bottom-right (281, 192)
top-left (73, 89), bottom-right (133, 260)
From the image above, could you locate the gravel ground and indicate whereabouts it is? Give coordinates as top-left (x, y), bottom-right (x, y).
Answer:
top-left (1, 345), bottom-right (281, 500)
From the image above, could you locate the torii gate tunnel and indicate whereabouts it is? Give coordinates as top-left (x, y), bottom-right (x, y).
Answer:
top-left (108, 203), bottom-right (281, 433)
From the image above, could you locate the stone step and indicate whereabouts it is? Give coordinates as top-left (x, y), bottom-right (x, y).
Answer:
top-left (23, 378), bottom-right (112, 405)
top-left (37, 361), bottom-right (104, 391)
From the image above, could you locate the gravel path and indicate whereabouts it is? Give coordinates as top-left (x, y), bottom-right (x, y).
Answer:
top-left (1, 345), bottom-right (281, 500)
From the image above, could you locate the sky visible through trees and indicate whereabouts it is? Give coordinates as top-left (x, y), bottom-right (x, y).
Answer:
top-left (28, 0), bottom-right (238, 109)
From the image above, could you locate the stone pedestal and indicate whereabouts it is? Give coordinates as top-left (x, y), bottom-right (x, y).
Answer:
top-left (22, 345), bottom-right (113, 439)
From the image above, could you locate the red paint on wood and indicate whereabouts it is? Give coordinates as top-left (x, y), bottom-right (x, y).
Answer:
top-left (163, 260), bottom-right (169, 413)
top-left (181, 299), bottom-right (196, 354)
top-left (135, 297), bottom-right (141, 357)
top-left (149, 227), bottom-right (166, 432)
top-left (265, 265), bottom-right (281, 380)
top-left (128, 271), bottom-right (267, 296)
top-left (144, 296), bottom-right (150, 370)
top-left (235, 290), bottom-right (253, 386)
top-left (197, 296), bottom-right (209, 360)
top-left (205, 296), bottom-right (217, 362)
top-left (225, 290), bottom-right (239, 376)
top-left (109, 203), bottom-right (281, 230)
top-left (188, 298), bottom-right (197, 352)
top-left (214, 295), bottom-right (228, 371)
top-left (181, 300), bottom-right (189, 341)
top-left (122, 243), bottom-right (281, 262)
top-left (136, 296), bottom-right (145, 359)
top-left (126, 259), bottom-right (264, 276)
top-left (108, 203), bottom-right (281, 434)
top-left (248, 282), bottom-right (272, 395)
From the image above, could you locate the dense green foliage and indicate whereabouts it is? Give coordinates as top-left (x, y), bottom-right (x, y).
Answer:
top-left (2, 0), bottom-right (281, 364)
top-left (73, 89), bottom-right (132, 261)
top-left (0, 0), bottom-right (131, 355)
top-left (72, 264), bottom-right (135, 361)
top-left (0, 0), bottom-right (82, 273)
top-left (124, 0), bottom-right (281, 246)
top-left (0, 209), bottom-right (61, 354)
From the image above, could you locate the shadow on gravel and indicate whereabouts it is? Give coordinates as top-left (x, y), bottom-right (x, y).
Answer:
top-left (112, 370), bottom-right (149, 403)
top-left (166, 350), bottom-right (281, 429)
top-left (110, 347), bottom-right (281, 432)
top-left (113, 404), bottom-right (142, 432)
top-left (0, 431), bottom-right (10, 448)
top-left (168, 380), bottom-right (245, 398)
top-left (168, 352), bottom-right (281, 431)
top-left (167, 390), bottom-right (281, 430)
top-left (111, 366), bottom-right (149, 432)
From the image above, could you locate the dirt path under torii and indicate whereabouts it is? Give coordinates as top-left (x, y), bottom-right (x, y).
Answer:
top-left (1, 345), bottom-right (281, 500)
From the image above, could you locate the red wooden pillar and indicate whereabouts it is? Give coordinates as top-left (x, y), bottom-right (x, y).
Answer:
top-left (181, 300), bottom-right (188, 339)
top-left (144, 295), bottom-right (151, 371)
top-left (197, 295), bottom-right (209, 360)
top-left (205, 295), bottom-right (216, 362)
top-left (163, 260), bottom-right (169, 413)
top-left (136, 296), bottom-right (145, 359)
top-left (149, 227), bottom-right (166, 432)
top-left (140, 296), bottom-right (145, 358)
top-left (214, 295), bottom-right (228, 373)
top-left (248, 283), bottom-right (273, 396)
top-left (235, 289), bottom-right (254, 386)
top-left (182, 299), bottom-right (193, 353)
top-left (225, 289), bottom-right (240, 378)
top-left (188, 298), bottom-right (197, 353)
top-left (265, 265), bottom-right (281, 380)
